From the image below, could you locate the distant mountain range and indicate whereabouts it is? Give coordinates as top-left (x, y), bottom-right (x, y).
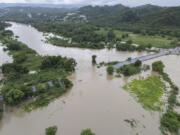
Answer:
top-left (0, 3), bottom-right (84, 9)
top-left (78, 4), bottom-right (180, 27)
top-left (1, 3), bottom-right (180, 28)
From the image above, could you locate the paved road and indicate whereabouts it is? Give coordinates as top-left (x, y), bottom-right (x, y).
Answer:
top-left (113, 48), bottom-right (180, 69)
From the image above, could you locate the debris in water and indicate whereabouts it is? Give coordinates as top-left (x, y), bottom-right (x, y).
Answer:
top-left (124, 119), bottom-right (137, 128)
top-left (62, 100), bottom-right (66, 104)
top-left (78, 80), bottom-right (83, 82)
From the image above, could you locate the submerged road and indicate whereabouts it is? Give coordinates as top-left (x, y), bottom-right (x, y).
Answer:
top-left (113, 47), bottom-right (180, 69)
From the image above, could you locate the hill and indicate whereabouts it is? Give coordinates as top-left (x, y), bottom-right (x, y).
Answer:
top-left (140, 6), bottom-right (180, 27)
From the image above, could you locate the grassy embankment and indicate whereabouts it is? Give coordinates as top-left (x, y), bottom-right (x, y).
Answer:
top-left (0, 29), bottom-right (76, 112)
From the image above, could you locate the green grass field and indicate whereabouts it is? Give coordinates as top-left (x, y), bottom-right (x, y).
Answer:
top-left (95, 28), bottom-right (175, 48)
top-left (123, 76), bottom-right (166, 111)
top-left (126, 34), bottom-right (172, 48)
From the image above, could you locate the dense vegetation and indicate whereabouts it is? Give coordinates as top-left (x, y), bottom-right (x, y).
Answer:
top-left (107, 66), bottom-right (114, 75)
top-left (151, 61), bottom-right (180, 134)
top-left (116, 60), bottom-right (142, 76)
top-left (79, 5), bottom-right (180, 35)
top-left (104, 60), bottom-right (149, 77)
top-left (152, 61), bottom-right (165, 73)
top-left (0, 23), bottom-right (76, 113)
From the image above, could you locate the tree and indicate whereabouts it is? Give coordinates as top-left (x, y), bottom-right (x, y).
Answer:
top-left (127, 40), bottom-right (132, 45)
top-left (2, 63), bottom-right (29, 75)
top-left (107, 66), bottom-right (114, 75)
top-left (92, 55), bottom-right (97, 64)
top-left (127, 57), bottom-right (132, 61)
top-left (134, 60), bottom-right (142, 67)
top-left (61, 78), bottom-right (73, 88)
top-left (14, 53), bottom-right (27, 63)
top-left (147, 43), bottom-right (152, 49)
top-left (40, 56), bottom-right (76, 72)
top-left (81, 129), bottom-right (95, 135)
top-left (36, 84), bottom-right (45, 93)
top-left (5, 89), bottom-right (24, 105)
top-left (152, 61), bottom-right (165, 73)
top-left (107, 30), bottom-right (115, 41)
top-left (46, 126), bottom-right (57, 135)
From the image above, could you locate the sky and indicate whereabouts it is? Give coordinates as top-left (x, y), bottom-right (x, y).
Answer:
top-left (0, 0), bottom-right (180, 7)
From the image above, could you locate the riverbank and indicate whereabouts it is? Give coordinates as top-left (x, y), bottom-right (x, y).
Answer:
top-left (0, 26), bottom-right (76, 113)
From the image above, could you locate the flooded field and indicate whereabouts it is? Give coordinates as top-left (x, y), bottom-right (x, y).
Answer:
top-left (0, 22), bottom-right (179, 135)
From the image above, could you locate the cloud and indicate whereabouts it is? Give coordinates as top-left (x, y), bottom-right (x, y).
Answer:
top-left (0, 0), bottom-right (180, 6)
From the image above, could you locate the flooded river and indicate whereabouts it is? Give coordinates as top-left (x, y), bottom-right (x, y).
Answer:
top-left (0, 22), bottom-right (179, 135)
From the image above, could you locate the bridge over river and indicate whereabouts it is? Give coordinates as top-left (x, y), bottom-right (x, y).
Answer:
top-left (113, 48), bottom-right (180, 69)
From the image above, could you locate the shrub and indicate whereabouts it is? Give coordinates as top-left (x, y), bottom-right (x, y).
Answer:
top-left (0, 108), bottom-right (3, 119)
top-left (46, 126), bottom-right (57, 135)
top-left (5, 88), bottom-right (24, 105)
top-left (81, 129), bottom-right (95, 135)
top-left (161, 110), bottom-right (180, 133)
top-left (142, 64), bottom-right (150, 71)
top-left (36, 84), bottom-right (45, 93)
top-left (152, 61), bottom-right (165, 73)
top-left (118, 64), bottom-right (141, 76)
top-left (92, 55), bottom-right (97, 64)
top-left (40, 56), bottom-right (76, 72)
top-left (45, 83), bottom-right (50, 89)
top-left (116, 43), bottom-right (136, 51)
top-left (13, 53), bottom-right (27, 63)
top-left (107, 66), bottom-right (114, 75)
top-left (2, 63), bottom-right (29, 75)
top-left (7, 42), bottom-right (21, 51)
top-left (107, 30), bottom-right (115, 40)
top-left (134, 60), bottom-right (142, 67)
top-left (61, 78), bottom-right (73, 88)
top-left (127, 40), bottom-right (132, 45)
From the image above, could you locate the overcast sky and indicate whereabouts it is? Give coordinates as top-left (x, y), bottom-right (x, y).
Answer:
top-left (0, 0), bottom-right (180, 7)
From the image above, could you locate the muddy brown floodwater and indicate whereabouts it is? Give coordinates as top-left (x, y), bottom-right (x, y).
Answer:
top-left (0, 22), bottom-right (179, 135)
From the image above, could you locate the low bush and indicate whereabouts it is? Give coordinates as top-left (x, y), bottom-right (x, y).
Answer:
top-left (161, 110), bottom-right (180, 133)
top-left (152, 61), bottom-right (165, 73)
top-left (117, 64), bottom-right (141, 76)
top-left (81, 129), bottom-right (95, 135)
top-left (46, 126), bottom-right (57, 135)
top-left (107, 66), bottom-right (114, 75)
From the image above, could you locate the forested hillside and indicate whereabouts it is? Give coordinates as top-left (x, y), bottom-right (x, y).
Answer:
top-left (140, 6), bottom-right (180, 27)
top-left (1, 4), bottom-right (180, 49)
top-left (1, 4), bottom-right (180, 28)
top-left (78, 4), bottom-right (180, 28)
